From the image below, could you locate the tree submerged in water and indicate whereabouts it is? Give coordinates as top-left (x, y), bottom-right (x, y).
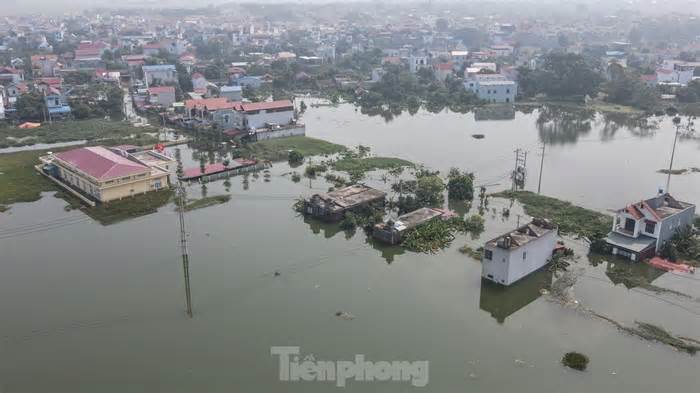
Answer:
top-left (562, 352), bottom-right (589, 371)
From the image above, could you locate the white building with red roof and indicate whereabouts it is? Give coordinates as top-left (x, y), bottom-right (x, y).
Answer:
top-left (44, 146), bottom-right (171, 202)
top-left (605, 193), bottom-right (696, 261)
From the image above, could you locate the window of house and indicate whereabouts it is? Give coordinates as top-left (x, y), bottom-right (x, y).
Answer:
top-left (523, 251), bottom-right (527, 260)
top-left (484, 250), bottom-right (493, 260)
top-left (645, 221), bottom-right (656, 234)
top-left (506, 89), bottom-right (510, 93)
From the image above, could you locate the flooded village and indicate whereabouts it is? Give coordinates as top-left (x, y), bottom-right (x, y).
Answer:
top-left (0, 1), bottom-right (700, 392)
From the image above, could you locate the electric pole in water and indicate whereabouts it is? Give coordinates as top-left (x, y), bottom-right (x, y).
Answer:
top-left (666, 116), bottom-right (681, 193)
top-left (177, 182), bottom-right (193, 318)
top-left (512, 149), bottom-right (527, 191)
top-left (537, 141), bottom-right (546, 194)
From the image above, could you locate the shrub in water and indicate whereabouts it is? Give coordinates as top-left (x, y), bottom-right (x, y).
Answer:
top-left (562, 352), bottom-right (589, 371)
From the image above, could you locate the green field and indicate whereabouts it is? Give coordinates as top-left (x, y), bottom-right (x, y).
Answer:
top-left (0, 119), bottom-right (160, 148)
top-left (0, 150), bottom-right (56, 209)
top-left (492, 190), bottom-right (613, 238)
top-left (241, 136), bottom-right (346, 161)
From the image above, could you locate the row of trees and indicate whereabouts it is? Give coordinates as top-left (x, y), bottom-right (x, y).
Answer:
top-left (517, 53), bottom-right (602, 98)
top-left (517, 52), bottom-right (662, 111)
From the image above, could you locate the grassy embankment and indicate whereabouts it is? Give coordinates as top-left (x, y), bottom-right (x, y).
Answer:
top-left (492, 191), bottom-right (613, 238)
top-left (0, 119), bottom-right (160, 148)
top-left (241, 136), bottom-right (346, 161)
top-left (0, 150), bottom-right (57, 211)
top-left (180, 195), bottom-right (231, 211)
top-left (332, 156), bottom-right (413, 173)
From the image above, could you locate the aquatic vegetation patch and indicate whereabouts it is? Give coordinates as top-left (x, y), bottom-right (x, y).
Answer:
top-left (332, 156), bottom-right (413, 174)
top-left (402, 216), bottom-right (484, 253)
top-left (561, 352), bottom-right (589, 371)
top-left (242, 136), bottom-right (346, 162)
top-left (459, 245), bottom-right (483, 260)
top-left (492, 191), bottom-right (613, 238)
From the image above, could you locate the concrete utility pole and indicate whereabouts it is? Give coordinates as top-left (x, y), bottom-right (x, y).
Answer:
top-left (537, 141), bottom-right (546, 194)
top-left (177, 183), bottom-right (193, 318)
top-left (666, 116), bottom-right (681, 193)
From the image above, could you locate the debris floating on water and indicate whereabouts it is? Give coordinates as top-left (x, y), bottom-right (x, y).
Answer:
top-left (335, 311), bottom-right (355, 320)
top-left (471, 134), bottom-right (485, 139)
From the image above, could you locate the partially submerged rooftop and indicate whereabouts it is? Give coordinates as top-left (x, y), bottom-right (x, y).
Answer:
top-left (486, 218), bottom-right (557, 250)
top-left (310, 184), bottom-right (386, 211)
top-left (393, 207), bottom-right (444, 230)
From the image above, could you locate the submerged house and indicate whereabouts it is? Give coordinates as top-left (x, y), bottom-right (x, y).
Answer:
top-left (373, 207), bottom-right (452, 245)
top-left (482, 218), bottom-right (558, 286)
top-left (303, 184), bottom-right (386, 222)
top-left (605, 193), bottom-right (696, 261)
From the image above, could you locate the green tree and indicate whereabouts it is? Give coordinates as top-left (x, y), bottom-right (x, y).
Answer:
top-left (415, 175), bottom-right (445, 207)
top-left (288, 150), bottom-right (304, 165)
top-left (16, 93), bottom-right (46, 121)
top-left (447, 168), bottom-right (474, 200)
top-left (517, 52), bottom-right (603, 98)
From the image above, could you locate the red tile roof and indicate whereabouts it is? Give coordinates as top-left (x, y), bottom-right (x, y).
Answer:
top-left (241, 100), bottom-right (293, 112)
top-left (55, 146), bottom-right (148, 180)
top-left (624, 205), bottom-right (644, 220)
top-left (185, 98), bottom-right (242, 111)
top-left (181, 159), bottom-right (257, 178)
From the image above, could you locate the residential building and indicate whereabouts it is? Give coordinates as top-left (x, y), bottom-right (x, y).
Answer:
top-left (41, 146), bottom-right (171, 203)
top-left (220, 85), bottom-right (242, 102)
top-left (605, 193), bottom-right (696, 261)
top-left (142, 64), bottom-right (177, 88)
top-left (184, 97), bottom-right (242, 129)
top-left (303, 184), bottom-right (387, 222)
top-left (31, 54), bottom-right (59, 77)
top-left (450, 50), bottom-right (469, 66)
top-left (465, 74), bottom-right (517, 103)
top-left (409, 54), bottom-right (430, 73)
top-left (192, 72), bottom-right (207, 92)
top-left (240, 100), bottom-right (295, 130)
top-left (0, 67), bottom-right (24, 84)
top-left (0, 87), bottom-right (5, 120)
top-left (45, 93), bottom-right (71, 119)
top-left (433, 63), bottom-right (454, 82)
top-left (232, 75), bottom-right (263, 89)
top-left (482, 218), bottom-right (558, 286)
top-left (148, 86), bottom-right (176, 107)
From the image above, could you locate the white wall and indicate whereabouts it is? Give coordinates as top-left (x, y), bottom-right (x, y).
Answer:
top-left (482, 230), bottom-right (557, 286)
top-left (254, 125), bottom-right (306, 141)
top-left (245, 109), bottom-right (294, 129)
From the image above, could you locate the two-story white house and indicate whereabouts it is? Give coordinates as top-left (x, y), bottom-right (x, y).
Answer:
top-left (464, 74), bottom-right (517, 103)
top-left (142, 65), bottom-right (177, 88)
top-left (482, 218), bottom-right (558, 286)
top-left (605, 193), bottom-right (696, 261)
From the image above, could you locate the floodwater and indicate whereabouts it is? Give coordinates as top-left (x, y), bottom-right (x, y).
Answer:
top-left (305, 103), bottom-right (700, 210)
top-left (0, 105), bottom-right (698, 392)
